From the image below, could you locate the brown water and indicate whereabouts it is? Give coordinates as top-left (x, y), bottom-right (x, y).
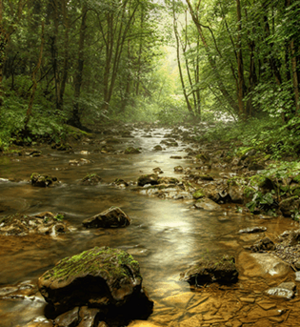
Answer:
top-left (0, 127), bottom-right (299, 327)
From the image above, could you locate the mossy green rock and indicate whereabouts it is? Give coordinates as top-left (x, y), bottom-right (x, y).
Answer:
top-left (193, 189), bottom-right (205, 199)
top-left (81, 173), bottom-right (102, 185)
top-left (124, 147), bottom-right (140, 154)
top-left (38, 246), bottom-right (143, 313)
top-left (31, 173), bottom-right (58, 187)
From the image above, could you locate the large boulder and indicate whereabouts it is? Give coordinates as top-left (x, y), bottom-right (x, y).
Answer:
top-left (82, 207), bottom-right (130, 229)
top-left (180, 255), bottom-right (238, 286)
top-left (38, 247), bottom-right (153, 319)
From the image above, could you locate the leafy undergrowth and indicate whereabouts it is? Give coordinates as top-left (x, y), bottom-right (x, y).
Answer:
top-left (196, 116), bottom-right (300, 160)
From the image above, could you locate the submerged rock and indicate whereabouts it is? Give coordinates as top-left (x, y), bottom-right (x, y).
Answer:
top-left (174, 166), bottom-right (183, 173)
top-left (69, 158), bottom-right (91, 166)
top-left (124, 147), bottom-right (141, 154)
top-left (153, 145), bottom-right (163, 151)
top-left (38, 246), bottom-right (153, 320)
top-left (251, 237), bottom-right (275, 252)
top-left (194, 198), bottom-right (222, 211)
top-left (239, 226), bottom-right (267, 234)
top-left (180, 255), bottom-right (238, 286)
top-left (111, 178), bottom-right (129, 188)
top-left (31, 173), bottom-right (59, 187)
top-left (153, 167), bottom-right (163, 174)
top-left (238, 252), bottom-right (291, 278)
top-left (265, 282), bottom-right (296, 299)
top-left (82, 207), bottom-right (130, 229)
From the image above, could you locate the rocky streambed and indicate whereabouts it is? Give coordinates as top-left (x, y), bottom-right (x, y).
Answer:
top-left (0, 122), bottom-right (300, 326)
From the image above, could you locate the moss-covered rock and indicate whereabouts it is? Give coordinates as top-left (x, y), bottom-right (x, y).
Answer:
top-left (38, 246), bottom-right (153, 317)
top-left (31, 173), bottom-right (59, 187)
top-left (124, 147), bottom-right (141, 154)
top-left (81, 174), bottom-right (103, 185)
top-left (153, 145), bottom-right (163, 151)
top-left (193, 189), bottom-right (205, 199)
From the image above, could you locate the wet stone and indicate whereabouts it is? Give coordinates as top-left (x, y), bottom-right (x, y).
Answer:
top-left (174, 166), bottom-right (183, 172)
top-left (265, 282), bottom-right (296, 300)
top-left (257, 301), bottom-right (276, 310)
top-left (137, 174), bottom-right (159, 187)
top-left (55, 307), bottom-right (79, 326)
top-left (153, 145), bottom-right (163, 151)
top-left (180, 255), bottom-right (238, 286)
top-left (238, 252), bottom-right (291, 278)
top-left (81, 174), bottom-right (102, 185)
top-left (251, 237), bottom-right (275, 252)
top-left (239, 226), bottom-right (267, 234)
top-left (240, 297), bottom-right (255, 303)
top-left (78, 306), bottom-right (100, 327)
top-left (295, 271), bottom-right (300, 281)
top-left (153, 167), bottom-right (163, 174)
top-left (194, 198), bottom-right (222, 211)
top-left (69, 158), bottom-right (91, 166)
top-left (111, 178), bottom-right (129, 188)
top-left (125, 147), bottom-right (141, 154)
top-left (82, 207), bottom-right (130, 229)
top-left (31, 173), bottom-right (59, 187)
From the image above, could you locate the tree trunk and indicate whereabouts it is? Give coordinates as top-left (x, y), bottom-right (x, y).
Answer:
top-left (185, 0), bottom-right (239, 115)
top-left (58, 0), bottom-right (69, 110)
top-left (173, 7), bottom-right (194, 117)
top-left (236, 0), bottom-right (245, 119)
top-left (24, 21), bottom-right (45, 128)
top-left (70, 5), bottom-right (88, 128)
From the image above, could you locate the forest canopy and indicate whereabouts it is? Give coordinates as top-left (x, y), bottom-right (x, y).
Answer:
top-left (1, 0), bottom-right (300, 154)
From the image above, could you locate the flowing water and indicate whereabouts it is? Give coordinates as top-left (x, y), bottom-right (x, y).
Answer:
top-left (0, 126), bottom-right (299, 327)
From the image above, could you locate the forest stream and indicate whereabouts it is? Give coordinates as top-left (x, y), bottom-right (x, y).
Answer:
top-left (0, 125), bottom-right (299, 327)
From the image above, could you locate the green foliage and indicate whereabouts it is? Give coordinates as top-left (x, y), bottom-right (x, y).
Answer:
top-left (54, 214), bottom-right (65, 222)
top-left (196, 116), bottom-right (300, 160)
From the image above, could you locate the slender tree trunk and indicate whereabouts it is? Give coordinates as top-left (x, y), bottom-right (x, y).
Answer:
top-left (173, 8), bottom-right (194, 117)
top-left (291, 39), bottom-right (300, 114)
top-left (51, 0), bottom-right (60, 109)
top-left (24, 21), bottom-right (45, 128)
top-left (195, 36), bottom-right (201, 117)
top-left (185, 0), bottom-right (239, 115)
top-left (58, 0), bottom-right (69, 110)
top-left (71, 4), bottom-right (87, 128)
top-left (136, 10), bottom-right (144, 96)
